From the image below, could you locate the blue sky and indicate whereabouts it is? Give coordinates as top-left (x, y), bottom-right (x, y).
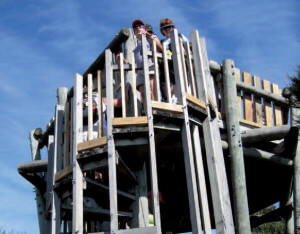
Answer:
top-left (0, 0), bottom-right (299, 233)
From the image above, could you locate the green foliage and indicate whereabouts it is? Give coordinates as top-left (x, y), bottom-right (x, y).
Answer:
top-left (288, 65), bottom-right (300, 106)
top-left (251, 205), bottom-right (285, 234)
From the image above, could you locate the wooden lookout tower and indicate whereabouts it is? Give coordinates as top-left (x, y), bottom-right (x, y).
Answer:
top-left (18, 28), bottom-right (300, 234)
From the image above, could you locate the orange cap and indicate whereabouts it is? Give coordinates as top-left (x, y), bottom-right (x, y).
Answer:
top-left (132, 19), bottom-right (145, 28)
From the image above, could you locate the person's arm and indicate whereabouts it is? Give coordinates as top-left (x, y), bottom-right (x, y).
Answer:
top-left (146, 33), bottom-right (163, 52)
top-left (116, 53), bottom-right (129, 64)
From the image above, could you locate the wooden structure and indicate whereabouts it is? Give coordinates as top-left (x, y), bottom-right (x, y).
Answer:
top-left (18, 28), bottom-right (300, 234)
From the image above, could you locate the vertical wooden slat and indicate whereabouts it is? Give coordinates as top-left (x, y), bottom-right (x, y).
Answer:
top-left (141, 35), bottom-right (161, 233)
top-left (119, 53), bottom-right (126, 117)
top-left (162, 43), bottom-right (172, 103)
top-left (191, 29), bottom-right (235, 234)
top-left (132, 53), bottom-right (138, 117)
top-left (63, 101), bottom-right (70, 168)
top-left (179, 38), bottom-right (189, 93)
top-left (171, 29), bottom-right (202, 233)
top-left (52, 104), bottom-right (64, 233)
top-left (272, 84), bottom-right (283, 126)
top-left (69, 98), bottom-right (73, 166)
top-left (191, 125), bottom-right (212, 234)
top-left (152, 40), bottom-right (161, 101)
top-left (72, 73), bottom-right (84, 233)
top-left (243, 72), bottom-right (253, 122)
top-left (262, 80), bottom-right (273, 126)
top-left (88, 74), bottom-right (93, 140)
top-left (185, 41), bottom-right (197, 97)
top-left (29, 130), bottom-right (46, 234)
top-left (234, 68), bottom-right (242, 119)
top-left (253, 75), bottom-right (263, 124)
top-left (46, 135), bottom-right (54, 234)
top-left (97, 70), bottom-right (103, 138)
top-left (105, 49), bottom-right (118, 232)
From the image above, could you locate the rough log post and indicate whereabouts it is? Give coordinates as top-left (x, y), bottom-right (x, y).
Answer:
top-left (29, 130), bottom-right (46, 234)
top-left (223, 59), bottom-right (251, 233)
top-left (291, 94), bottom-right (300, 234)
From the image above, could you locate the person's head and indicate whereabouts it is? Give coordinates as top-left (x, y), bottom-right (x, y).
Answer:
top-left (160, 18), bottom-right (175, 39)
top-left (145, 24), bottom-right (153, 35)
top-left (132, 19), bottom-right (146, 35)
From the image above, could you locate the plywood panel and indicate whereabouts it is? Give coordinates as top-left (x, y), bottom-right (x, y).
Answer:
top-left (272, 84), bottom-right (283, 126)
top-left (243, 72), bottom-right (253, 122)
top-left (262, 80), bottom-right (273, 126)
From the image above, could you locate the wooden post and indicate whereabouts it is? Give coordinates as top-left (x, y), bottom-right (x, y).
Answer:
top-left (223, 59), bottom-right (251, 233)
top-left (105, 49), bottom-right (119, 232)
top-left (97, 71), bottom-right (103, 137)
top-left (162, 43), bottom-right (172, 103)
top-left (190, 30), bottom-right (235, 234)
top-left (130, 162), bottom-right (149, 228)
top-left (51, 104), bottom-right (65, 233)
top-left (88, 74), bottom-right (93, 140)
top-left (124, 28), bottom-right (137, 117)
top-left (141, 34), bottom-right (161, 233)
top-left (171, 29), bottom-right (202, 233)
top-left (29, 130), bottom-right (46, 234)
top-left (72, 74), bottom-right (84, 234)
top-left (291, 95), bottom-right (300, 233)
top-left (46, 136), bottom-right (54, 234)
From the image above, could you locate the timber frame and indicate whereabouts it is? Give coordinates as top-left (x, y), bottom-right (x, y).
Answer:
top-left (18, 27), bottom-right (300, 234)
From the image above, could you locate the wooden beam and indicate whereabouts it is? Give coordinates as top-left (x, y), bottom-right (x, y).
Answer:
top-left (77, 136), bottom-right (108, 152)
top-left (54, 165), bottom-right (73, 183)
top-left (112, 116), bottom-right (148, 127)
top-left (239, 119), bottom-right (265, 128)
top-left (151, 101), bottom-right (183, 113)
top-left (186, 93), bottom-right (206, 110)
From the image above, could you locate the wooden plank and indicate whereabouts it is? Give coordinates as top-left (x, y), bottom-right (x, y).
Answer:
top-left (171, 29), bottom-right (202, 233)
top-left (162, 43), bottom-right (172, 103)
top-left (152, 40), bottom-right (161, 101)
top-left (191, 30), bottom-right (235, 233)
top-left (88, 74), bottom-right (93, 140)
top-left (239, 119), bottom-right (265, 128)
top-left (235, 68), bottom-right (242, 119)
top-left (46, 136), bottom-right (54, 233)
top-left (243, 72), bottom-right (253, 122)
top-left (191, 125), bottom-right (212, 233)
top-left (179, 38), bottom-right (189, 92)
top-left (141, 34), bottom-right (161, 232)
top-left (253, 75), bottom-right (263, 125)
top-left (77, 136), bottom-right (108, 152)
top-left (185, 41), bottom-right (197, 97)
top-left (70, 98), bottom-right (74, 167)
top-left (151, 100), bottom-right (183, 113)
top-left (272, 83), bottom-right (283, 126)
top-left (29, 130), bottom-right (46, 234)
top-left (97, 70), bottom-right (103, 137)
top-left (130, 163), bottom-right (149, 228)
top-left (119, 53), bottom-right (126, 117)
top-left (186, 93), bottom-right (206, 110)
top-left (112, 116), bottom-right (148, 127)
top-left (63, 101), bottom-right (70, 168)
top-left (105, 49), bottom-right (119, 232)
top-left (262, 79), bottom-right (273, 126)
top-left (72, 73), bottom-right (84, 233)
top-left (54, 164), bottom-right (73, 183)
top-left (132, 53), bottom-right (138, 117)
